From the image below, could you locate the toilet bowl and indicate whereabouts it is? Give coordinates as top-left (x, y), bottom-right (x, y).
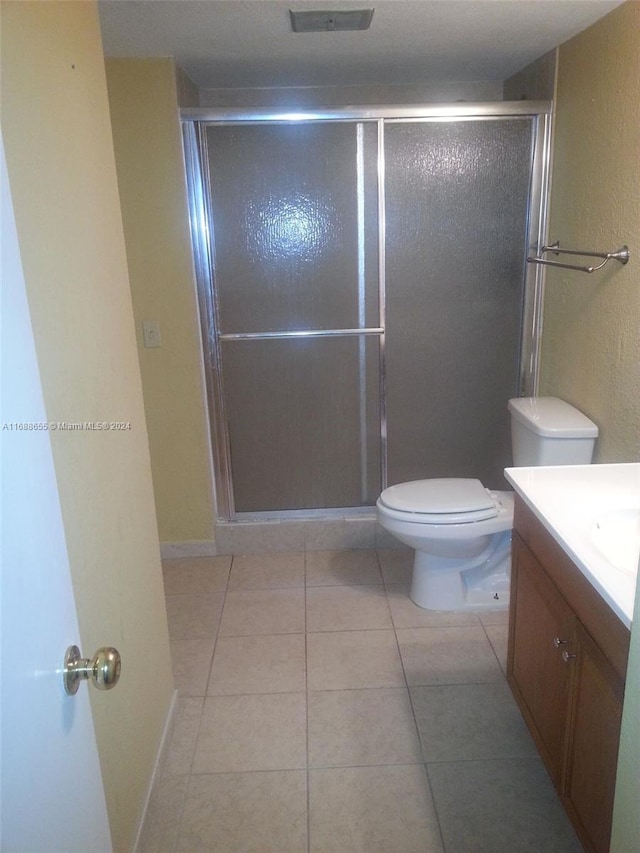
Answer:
top-left (376, 396), bottom-right (599, 613)
top-left (376, 478), bottom-right (514, 611)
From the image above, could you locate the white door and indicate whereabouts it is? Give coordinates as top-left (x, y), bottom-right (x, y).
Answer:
top-left (0, 136), bottom-right (112, 852)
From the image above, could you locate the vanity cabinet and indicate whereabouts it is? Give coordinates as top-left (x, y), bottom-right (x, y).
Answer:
top-left (508, 498), bottom-right (630, 853)
top-left (564, 621), bottom-right (625, 853)
top-left (509, 540), bottom-right (574, 786)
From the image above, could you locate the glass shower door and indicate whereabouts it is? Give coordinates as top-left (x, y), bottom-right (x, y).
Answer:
top-left (204, 121), bottom-right (381, 513)
top-left (185, 108), bottom-right (547, 519)
top-left (383, 118), bottom-right (534, 489)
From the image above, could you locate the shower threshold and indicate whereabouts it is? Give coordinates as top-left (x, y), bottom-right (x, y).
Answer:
top-left (214, 509), bottom-right (402, 555)
top-left (233, 506), bottom-right (376, 522)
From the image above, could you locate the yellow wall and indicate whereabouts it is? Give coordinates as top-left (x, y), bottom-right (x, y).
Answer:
top-left (105, 58), bottom-right (215, 544)
top-left (539, 1), bottom-right (640, 461)
top-left (0, 4), bottom-right (174, 851)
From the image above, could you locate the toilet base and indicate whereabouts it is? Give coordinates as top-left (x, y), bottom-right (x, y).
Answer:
top-left (409, 535), bottom-right (511, 612)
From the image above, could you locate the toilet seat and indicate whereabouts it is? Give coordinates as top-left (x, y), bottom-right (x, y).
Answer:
top-left (376, 483), bottom-right (514, 611)
top-left (378, 478), bottom-right (501, 524)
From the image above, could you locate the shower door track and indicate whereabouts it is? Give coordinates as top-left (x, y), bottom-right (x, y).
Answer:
top-left (182, 101), bottom-right (553, 522)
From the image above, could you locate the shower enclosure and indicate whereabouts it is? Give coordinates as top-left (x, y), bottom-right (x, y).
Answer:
top-left (182, 103), bottom-right (551, 520)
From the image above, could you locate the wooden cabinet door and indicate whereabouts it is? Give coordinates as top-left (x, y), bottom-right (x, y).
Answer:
top-left (508, 535), bottom-right (575, 786)
top-left (564, 621), bottom-right (625, 853)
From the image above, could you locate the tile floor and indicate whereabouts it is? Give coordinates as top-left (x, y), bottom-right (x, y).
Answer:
top-left (141, 549), bottom-right (584, 853)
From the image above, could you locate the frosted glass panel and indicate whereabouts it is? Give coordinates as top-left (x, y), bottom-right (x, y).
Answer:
top-left (222, 337), bottom-right (381, 511)
top-left (384, 119), bottom-right (533, 489)
top-left (206, 123), bottom-right (379, 334)
top-left (195, 114), bottom-right (538, 516)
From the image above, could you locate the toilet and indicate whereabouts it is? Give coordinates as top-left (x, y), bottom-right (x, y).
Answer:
top-left (376, 397), bottom-right (598, 612)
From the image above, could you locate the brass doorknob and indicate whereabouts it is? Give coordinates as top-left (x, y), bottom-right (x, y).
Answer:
top-left (63, 645), bottom-right (121, 696)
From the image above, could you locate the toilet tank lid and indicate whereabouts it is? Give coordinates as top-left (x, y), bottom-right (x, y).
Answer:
top-left (379, 478), bottom-right (497, 515)
top-left (508, 397), bottom-right (598, 438)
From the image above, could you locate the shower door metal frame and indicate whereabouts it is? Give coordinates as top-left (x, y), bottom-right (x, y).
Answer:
top-left (182, 101), bottom-right (552, 522)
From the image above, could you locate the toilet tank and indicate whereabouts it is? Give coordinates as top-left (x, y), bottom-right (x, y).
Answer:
top-left (508, 397), bottom-right (598, 466)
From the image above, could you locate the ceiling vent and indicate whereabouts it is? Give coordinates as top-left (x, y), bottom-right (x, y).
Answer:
top-left (289, 9), bottom-right (374, 32)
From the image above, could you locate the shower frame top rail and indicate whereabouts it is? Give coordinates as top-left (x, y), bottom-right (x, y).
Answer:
top-left (527, 241), bottom-right (630, 274)
top-left (181, 101), bottom-right (552, 124)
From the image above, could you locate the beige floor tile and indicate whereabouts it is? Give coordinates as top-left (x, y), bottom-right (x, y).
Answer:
top-left (163, 697), bottom-right (204, 777)
top-left (138, 774), bottom-right (188, 853)
top-left (306, 585), bottom-right (391, 632)
top-left (411, 682), bottom-right (537, 763)
top-left (154, 548), bottom-right (580, 853)
top-left (309, 764), bottom-right (444, 853)
top-left (165, 592), bottom-right (225, 640)
top-left (427, 757), bottom-right (583, 852)
top-left (305, 549), bottom-right (382, 586)
top-left (386, 585), bottom-right (481, 629)
top-left (219, 588), bottom-right (305, 636)
top-left (170, 639), bottom-right (215, 697)
top-left (484, 622), bottom-right (509, 672)
top-left (176, 771), bottom-right (307, 853)
top-left (307, 630), bottom-right (405, 691)
top-left (477, 607), bottom-right (510, 627)
top-left (377, 548), bottom-right (413, 585)
top-left (193, 693), bottom-right (307, 773)
top-left (208, 633), bottom-right (306, 695)
top-left (162, 556), bottom-right (231, 595)
top-left (228, 552), bottom-right (305, 589)
top-left (396, 626), bottom-right (504, 685)
top-left (308, 688), bottom-right (422, 768)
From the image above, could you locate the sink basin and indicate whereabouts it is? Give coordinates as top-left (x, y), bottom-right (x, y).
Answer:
top-left (591, 508), bottom-right (640, 575)
top-left (505, 463), bottom-right (640, 627)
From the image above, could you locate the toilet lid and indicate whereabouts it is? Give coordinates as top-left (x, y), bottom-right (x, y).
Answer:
top-left (379, 478), bottom-right (499, 523)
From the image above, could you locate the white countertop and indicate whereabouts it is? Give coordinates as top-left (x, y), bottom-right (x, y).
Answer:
top-left (505, 463), bottom-right (640, 629)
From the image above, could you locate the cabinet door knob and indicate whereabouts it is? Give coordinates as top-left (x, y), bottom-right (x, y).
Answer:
top-left (562, 650), bottom-right (577, 663)
top-left (553, 637), bottom-right (569, 647)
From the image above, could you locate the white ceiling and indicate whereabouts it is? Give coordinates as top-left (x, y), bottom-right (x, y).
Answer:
top-left (98, 0), bottom-right (623, 90)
